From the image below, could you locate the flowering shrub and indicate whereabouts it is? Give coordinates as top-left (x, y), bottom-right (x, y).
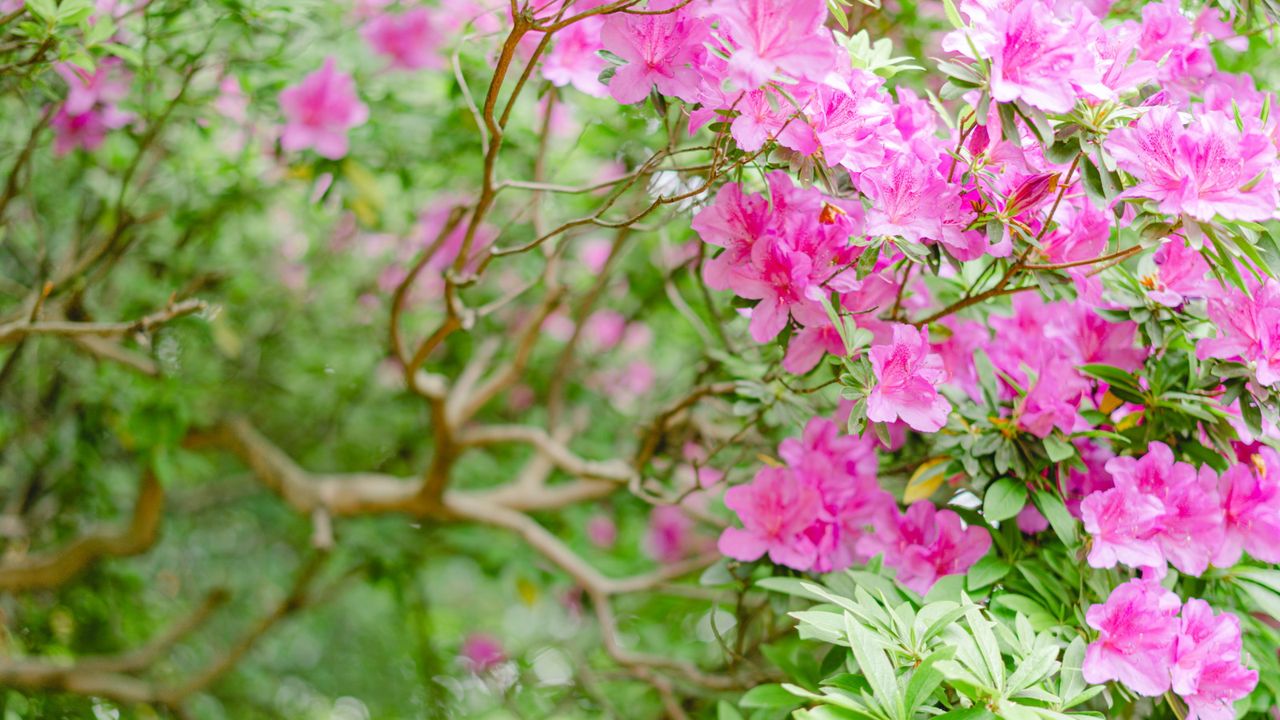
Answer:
top-left (5, 0), bottom-right (1280, 717)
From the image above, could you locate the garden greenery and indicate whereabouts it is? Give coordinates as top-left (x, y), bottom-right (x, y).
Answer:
top-left (3, 0), bottom-right (1280, 718)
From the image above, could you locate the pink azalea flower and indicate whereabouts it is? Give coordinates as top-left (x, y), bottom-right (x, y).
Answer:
top-left (586, 514), bottom-right (618, 549)
top-left (1213, 448), bottom-right (1280, 567)
top-left (1107, 106), bottom-right (1278, 222)
top-left (1105, 442), bottom-right (1223, 576)
top-left (1016, 357), bottom-right (1090, 438)
top-left (56, 59), bottom-right (131, 116)
top-left (1197, 279), bottom-right (1280, 387)
top-left (599, 3), bottom-right (709, 104)
top-left (1081, 487), bottom-right (1165, 569)
top-left (776, 73), bottom-right (894, 174)
top-left (361, 8), bottom-right (443, 71)
top-left (727, 88), bottom-right (790, 152)
top-left (1038, 200), bottom-right (1111, 265)
top-left (783, 321), bottom-right (847, 374)
top-left (710, 0), bottom-right (838, 89)
top-left (866, 324), bottom-right (952, 433)
top-left (51, 103), bottom-right (133, 155)
top-left (860, 503), bottom-right (991, 595)
top-left (646, 506), bottom-right (698, 563)
top-left (1173, 599), bottom-right (1258, 720)
top-left (986, 0), bottom-right (1108, 113)
top-left (1139, 238), bottom-right (1211, 307)
top-left (860, 155), bottom-right (951, 245)
top-left (719, 466), bottom-right (823, 570)
top-left (50, 59), bottom-right (134, 155)
top-left (541, 7), bottom-right (608, 97)
top-left (214, 75), bottom-right (249, 124)
top-left (1083, 578), bottom-right (1181, 696)
top-left (460, 633), bottom-right (507, 673)
top-left (278, 57), bottom-right (369, 160)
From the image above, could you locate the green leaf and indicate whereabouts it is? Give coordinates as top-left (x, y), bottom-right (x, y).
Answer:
top-left (983, 477), bottom-right (1027, 523)
top-left (740, 684), bottom-right (802, 709)
top-left (964, 603), bottom-right (1005, 692)
top-left (717, 700), bottom-right (745, 720)
top-left (1043, 434), bottom-right (1074, 463)
top-left (757, 577), bottom-right (833, 602)
top-left (1058, 637), bottom-right (1088, 708)
top-left (844, 613), bottom-right (903, 718)
top-left (905, 647), bottom-right (954, 712)
top-left (941, 0), bottom-right (965, 29)
top-left (101, 42), bottom-right (143, 66)
top-left (966, 555), bottom-right (1011, 590)
top-left (1031, 490), bottom-right (1078, 547)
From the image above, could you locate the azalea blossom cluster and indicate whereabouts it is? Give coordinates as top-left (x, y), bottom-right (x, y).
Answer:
top-left (1084, 578), bottom-right (1257, 719)
top-left (1082, 442), bottom-right (1280, 576)
top-left (719, 416), bottom-right (990, 593)
top-left (50, 59), bottom-right (134, 155)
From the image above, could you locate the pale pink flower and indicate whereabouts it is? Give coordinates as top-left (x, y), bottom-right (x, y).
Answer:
top-left (859, 503), bottom-right (991, 595)
top-left (1105, 442), bottom-right (1223, 576)
top-left (719, 466), bottom-right (822, 570)
top-left (278, 57), bottom-right (368, 160)
top-left (1083, 578), bottom-right (1181, 696)
top-left (646, 506), bottom-right (698, 563)
top-left (1173, 599), bottom-right (1258, 720)
top-left (1107, 106), bottom-right (1278, 222)
top-left (51, 59), bottom-right (134, 155)
top-left (1081, 487), bottom-right (1165, 569)
top-left (542, 6), bottom-right (608, 97)
top-left (460, 633), bottom-right (506, 673)
top-left (1213, 448), bottom-right (1280, 567)
top-left (587, 514), bottom-right (618, 549)
top-left (866, 324), bottom-right (952, 433)
top-left (1197, 279), bottom-right (1280, 387)
top-left (599, 4), bottom-right (709, 104)
top-left (986, 0), bottom-right (1108, 113)
top-left (361, 8), bottom-right (443, 71)
top-left (710, 0), bottom-right (838, 89)
top-left (1140, 238), bottom-right (1211, 307)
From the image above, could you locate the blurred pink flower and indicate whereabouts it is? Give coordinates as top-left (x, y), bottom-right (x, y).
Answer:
top-left (279, 57), bottom-right (368, 159)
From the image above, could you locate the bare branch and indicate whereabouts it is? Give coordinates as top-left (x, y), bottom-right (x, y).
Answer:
top-left (0, 471), bottom-right (164, 591)
top-left (0, 299), bottom-right (206, 345)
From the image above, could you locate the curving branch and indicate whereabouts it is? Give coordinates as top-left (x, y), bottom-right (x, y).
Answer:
top-left (0, 298), bottom-right (206, 345)
top-left (0, 471), bottom-right (165, 591)
top-left (0, 588), bottom-right (226, 702)
top-left (0, 557), bottom-right (325, 709)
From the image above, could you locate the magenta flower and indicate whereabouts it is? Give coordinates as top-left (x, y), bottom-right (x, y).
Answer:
top-left (278, 57), bottom-right (369, 160)
top-left (711, 0), bottom-right (838, 89)
top-left (51, 60), bottom-right (134, 155)
top-left (777, 73), bottom-right (894, 174)
top-left (1197, 279), bottom-right (1280, 387)
top-left (1213, 449), bottom-right (1280, 567)
top-left (1016, 357), bottom-right (1089, 438)
top-left (599, 4), bottom-right (709, 104)
top-left (56, 60), bottom-right (130, 116)
top-left (361, 8), bottom-right (442, 71)
top-left (1173, 599), bottom-right (1258, 720)
top-left (646, 506), bottom-right (699, 563)
top-left (1107, 106), bottom-right (1278, 222)
top-left (1140, 238), bottom-right (1211, 307)
top-left (1104, 442), bottom-right (1223, 576)
top-left (866, 324), bottom-right (952, 433)
top-left (460, 633), bottom-right (507, 673)
top-left (860, 155), bottom-right (950, 245)
top-left (1081, 488), bottom-right (1165, 569)
top-left (541, 8), bottom-right (608, 97)
top-left (718, 466), bottom-right (823, 570)
top-left (859, 503), bottom-right (990, 595)
top-left (987, 0), bottom-right (1107, 113)
top-left (1083, 578), bottom-right (1181, 696)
